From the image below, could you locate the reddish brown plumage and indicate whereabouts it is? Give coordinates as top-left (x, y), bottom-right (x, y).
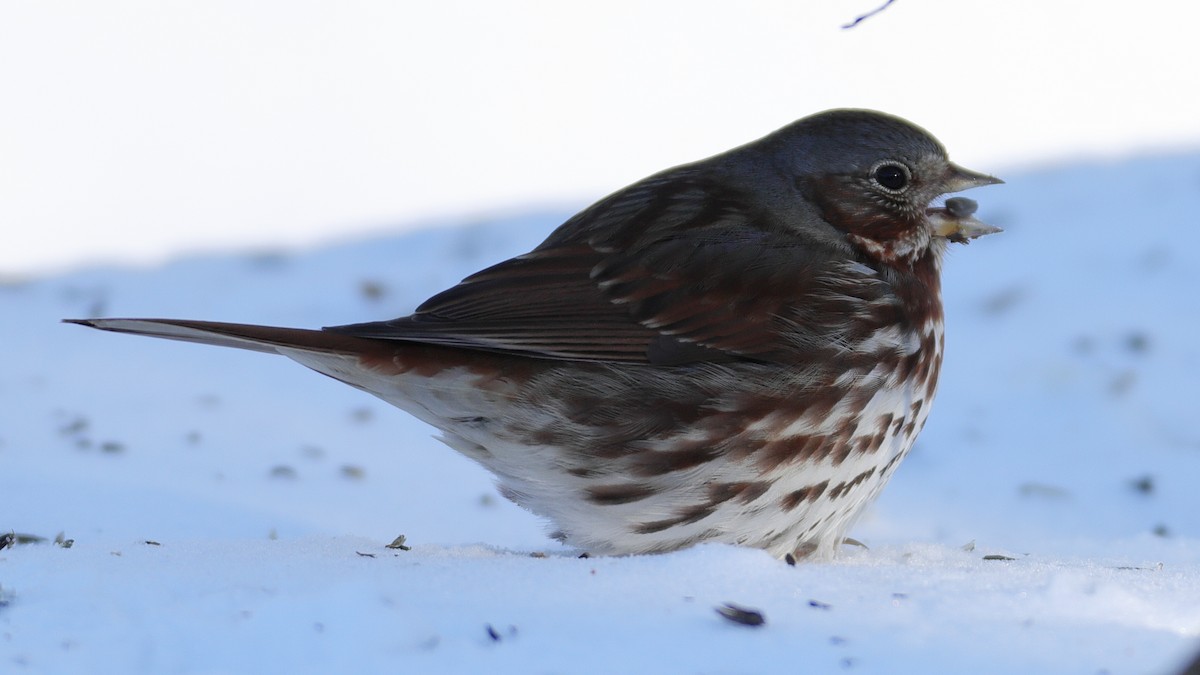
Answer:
top-left (67, 109), bottom-right (1000, 560)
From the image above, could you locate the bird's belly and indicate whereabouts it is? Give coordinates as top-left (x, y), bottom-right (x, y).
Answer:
top-left (283, 346), bottom-right (939, 559)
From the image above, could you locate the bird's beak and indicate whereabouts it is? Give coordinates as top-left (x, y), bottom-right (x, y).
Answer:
top-left (942, 162), bottom-right (1003, 193)
top-left (929, 164), bottom-right (1003, 243)
top-left (929, 210), bottom-right (1002, 243)
top-left (928, 195), bottom-right (1002, 243)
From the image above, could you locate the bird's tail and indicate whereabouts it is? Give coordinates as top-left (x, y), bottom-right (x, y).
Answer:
top-left (63, 318), bottom-right (391, 356)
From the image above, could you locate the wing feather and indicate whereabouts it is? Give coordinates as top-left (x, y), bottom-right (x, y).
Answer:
top-left (329, 172), bottom-right (893, 365)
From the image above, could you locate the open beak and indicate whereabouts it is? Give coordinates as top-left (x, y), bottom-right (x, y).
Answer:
top-left (930, 164), bottom-right (1003, 243)
top-left (929, 208), bottom-right (1002, 243)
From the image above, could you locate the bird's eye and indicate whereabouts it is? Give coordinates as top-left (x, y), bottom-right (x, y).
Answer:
top-left (871, 161), bottom-right (911, 193)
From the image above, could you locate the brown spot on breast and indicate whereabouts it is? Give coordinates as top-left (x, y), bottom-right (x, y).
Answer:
top-left (578, 441), bottom-right (634, 460)
top-left (634, 502), bottom-right (716, 534)
top-left (894, 351), bottom-right (918, 383)
top-left (757, 434), bottom-right (829, 471)
top-left (910, 399), bottom-right (923, 418)
top-left (781, 480), bottom-right (830, 511)
top-left (830, 437), bottom-right (854, 466)
top-left (796, 388), bottom-right (845, 428)
top-left (697, 405), bottom-right (761, 444)
top-left (828, 468), bottom-right (876, 500)
top-left (565, 393), bottom-right (707, 436)
top-left (586, 483), bottom-right (656, 505)
top-left (840, 377), bottom-right (885, 415)
top-left (850, 428), bottom-right (888, 457)
top-left (926, 357), bottom-right (942, 393)
top-left (708, 481), bottom-right (771, 505)
top-left (629, 443), bottom-right (719, 477)
top-left (875, 413), bottom-right (894, 436)
top-left (910, 333), bottom-right (940, 383)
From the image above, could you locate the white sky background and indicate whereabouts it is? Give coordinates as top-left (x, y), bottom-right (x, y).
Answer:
top-left (2, 1), bottom-right (1198, 275)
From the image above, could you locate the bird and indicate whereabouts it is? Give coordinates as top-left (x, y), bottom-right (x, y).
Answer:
top-left (67, 109), bottom-right (1001, 560)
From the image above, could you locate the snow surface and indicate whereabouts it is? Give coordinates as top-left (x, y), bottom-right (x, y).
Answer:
top-left (3, 155), bottom-right (1200, 674)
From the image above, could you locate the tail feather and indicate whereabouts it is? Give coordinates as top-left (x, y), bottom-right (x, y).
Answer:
top-left (63, 318), bottom-right (391, 356)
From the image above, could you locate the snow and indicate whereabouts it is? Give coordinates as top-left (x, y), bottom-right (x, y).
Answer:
top-left (3, 155), bottom-right (1200, 674)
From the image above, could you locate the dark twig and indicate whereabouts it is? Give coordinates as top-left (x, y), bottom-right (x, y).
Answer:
top-left (843, 0), bottom-right (897, 29)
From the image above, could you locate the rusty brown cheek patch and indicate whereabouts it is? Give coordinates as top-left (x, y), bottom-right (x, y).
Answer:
top-left (806, 175), bottom-right (911, 241)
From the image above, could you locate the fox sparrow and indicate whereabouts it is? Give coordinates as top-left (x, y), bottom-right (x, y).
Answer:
top-left (68, 109), bottom-right (1001, 560)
